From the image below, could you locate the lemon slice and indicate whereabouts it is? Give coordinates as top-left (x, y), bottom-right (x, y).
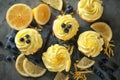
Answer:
top-left (33, 4), bottom-right (51, 25)
top-left (90, 22), bottom-right (112, 41)
top-left (6, 4), bottom-right (33, 30)
top-left (23, 58), bottom-right (46, 78)
top-left (77, 57), bottom-right (95, 69)
top-left (42, 0), bottom-right (63, 11)
top-left (15, 53), bottom-right (29, 77)
top-left (54, 72), bottom-right (69, 80)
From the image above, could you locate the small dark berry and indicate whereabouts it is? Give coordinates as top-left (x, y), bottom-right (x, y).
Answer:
top-left (5, 45), bottom-right (11, 49)
top-left (67, 24), bottom-right (72, 28)
top-left (26, 40), bottom-right (31, 44)
top-left (13, 30), bottom-right (18, 33)
top-left (64, 28), bottom-right (69, 33)
top-left (20, 38), bottom-right (24, 42)
top-left (65, 5), bottom-right (73, 14)
top-left (12, 56), bottom-right (16, 60)
top-left (61, 23), bottom-right (66, 28)
top-left (101, 57), bottom-right (108, 63)
top-left (9, 36), bottom-right (14, 42)
top-left (5, 56), bottom-right (11, 61)
top-left (25, 34), bottom-right (30, 38)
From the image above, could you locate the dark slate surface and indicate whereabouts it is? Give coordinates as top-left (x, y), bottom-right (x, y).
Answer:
top-left (0, 0), bottom-right (120, 80)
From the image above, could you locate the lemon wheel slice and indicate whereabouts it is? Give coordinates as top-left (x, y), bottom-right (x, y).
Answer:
top-left (23, 58), bottom-right (46, 78)
top-left (90, 22), bottom-right (112, 41)
top-left (42, 0), bottom-right (63, 11)
top-left (6, 4), bottom-right (33, 30)
top-left (33, 4), bottom-right (51, 25)
top-left (77, 57), bottom-right (95, 69)
top-left (15, 53), bottom-right (29, 77)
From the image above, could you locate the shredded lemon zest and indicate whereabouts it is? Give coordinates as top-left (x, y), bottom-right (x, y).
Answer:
top-left (70, 63), bottom-right (92, 80)
top-left (103, 39), bottom-right (115, 58)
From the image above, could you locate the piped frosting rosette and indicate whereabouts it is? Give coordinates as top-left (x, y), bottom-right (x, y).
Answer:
top-left (78, 0), bottom-right (103, 22)
top-left (15, 28), bottom-right (43, 55)
top-left (42, 44), bottom-right (71, 72)
top-left (53, 15), bottom-right (79, 41)
top-left (77, 31), bottom-right (104, 57)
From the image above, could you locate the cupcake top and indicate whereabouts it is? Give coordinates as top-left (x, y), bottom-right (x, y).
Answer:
top-left (15, 28), bottom-right (43, 55)
top-left (42, 44), bottom-right (71, 72)
top-left (77, 31), bottom-right (104, 57)
top-left (78, 0), bottom-right (103, 22)
top-left (53, 15), bottom-right (79, 41)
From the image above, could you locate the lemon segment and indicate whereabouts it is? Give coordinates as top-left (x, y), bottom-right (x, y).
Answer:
top-left (15, 53), bottom-right (29, 77)
top-left (23, 58), bottom-right (46, 78)
top-left (77, 57), bottom-right (95, 69)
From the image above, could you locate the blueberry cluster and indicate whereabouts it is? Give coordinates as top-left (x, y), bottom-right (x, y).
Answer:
top-left (5, 30), bottom-right (20, 54)
top-left (61, 23), bottom-right (72, 33)
top-left (0, 54), bottom-right (17, 62)
top-left (20, 34), bottom-right (31, 44)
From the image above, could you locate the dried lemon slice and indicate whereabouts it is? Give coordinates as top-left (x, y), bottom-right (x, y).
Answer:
top-left (15, 53), bottom-right (29, 77)
top-left (54, 72), bottom-right (69, 80)
top-left (23, 58), bottom-right (46, 78)
top-left (77, 57), bottom-right (95, 69)
top-left (42, 0), bottom-right (63, 11)
top-left (6, 4), bottom-right (33, 30)
top-left (90, 22), bottom-right (112, 41)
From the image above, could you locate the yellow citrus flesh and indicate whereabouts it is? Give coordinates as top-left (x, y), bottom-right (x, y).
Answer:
top-left (42, 0), bottom-right (63, 11)
top-left (33, 4), bottom-right (51, 25)
top-left (6, 4), bottom-right (33, 30)
top-left (54, 72), bottom-right (69, 80)
top-left (77, 57), bottom-right (95, 69)
top-left (15, 53), bottom-right (29, 77)
top-left (90, 22), bottom-right (112, 41)
top-left (23, 58), bottom-right (46, 78)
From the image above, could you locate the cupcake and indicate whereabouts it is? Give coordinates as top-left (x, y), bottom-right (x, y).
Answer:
top-left (53, 15), bottom-right (79, 41)
top-left (77, 0), bottom-right (103, 22)
top-left (15, 28), bottom-right (43, 55)
top-left (77, 31), bottom-right (104, 57)
top-left (42, 44), bottom-right (71, 72)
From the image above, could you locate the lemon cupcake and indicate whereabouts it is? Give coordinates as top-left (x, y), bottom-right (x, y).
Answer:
top-left (77, 0), bottom-right (103, 22)
top-left (53, 15), bottom-right (79, 41)
top-left (42, 44), bottom-right (71, 72)
top-left (77, 31), bottom-right (104, 57)
top-left (15, 28), bottom-right (43, 55)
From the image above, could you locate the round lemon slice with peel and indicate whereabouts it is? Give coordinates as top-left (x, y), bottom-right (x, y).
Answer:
top-left (42, 0), bottom-right (63, 11)
top-left (90, 22), bottom-right (112, 41)
top-left (6, 4), bottom-right (33, 30)
top-left (23, 58), bottom-right (46, 78)
top-left (77, 57), bottom-right (95, 69)
top-left (15, 53), bottom-right (29, 77)
top-left (33, 4), bottom-right (51, 25)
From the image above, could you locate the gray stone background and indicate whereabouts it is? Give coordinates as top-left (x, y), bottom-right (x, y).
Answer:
top-left (0, 0), bottom-right (120, 80)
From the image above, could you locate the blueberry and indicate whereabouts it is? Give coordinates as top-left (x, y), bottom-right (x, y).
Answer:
top-left (67, 24), bottom-right (72, 28)
top-left (65, 5), bottom-right (73, 14)
top-left (9, 36), bottom-right (14, 42)
top-left (13, 30), bottom-right (18, 33)
top-left (25, 34), bottom-right (30, 38)
top-left (5, 56), bottom-right (11, 61)
top-left (61, 23), bottom-right (66, 28)
top-left (5, 45), bottom-right (11, 49)
top-left (90, 66), bottom-right (96, 71)
top-left (12, 56), bottom-right (16, 60)
top-left (20, 38), bottom-right (24, 42)
top-left (64, 28), bottom-right (69, 33)
top-left (26, 40), bottom-right (31, 44)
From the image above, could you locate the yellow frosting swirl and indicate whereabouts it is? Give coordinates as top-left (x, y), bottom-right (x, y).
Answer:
top-left (42, 44), bottom-right (71, 72)
top-left (78, 0), bottom-right (103, 22)
top-left (15, 28), bottom-right (43, 55)
top-left (53, 15), bottom-right (79, 41)
top-left (77, 31), bottom-right (104, 57)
